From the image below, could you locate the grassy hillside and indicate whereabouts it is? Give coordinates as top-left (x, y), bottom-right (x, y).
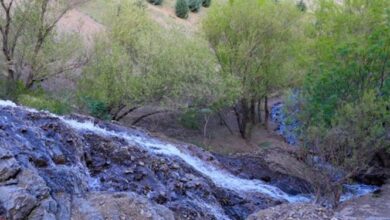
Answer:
top-left (78, 0), bottom-right (223, 35)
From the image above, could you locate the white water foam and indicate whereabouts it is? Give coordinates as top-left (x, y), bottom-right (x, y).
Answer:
top-left (0, 100), bottom-right (17, 108)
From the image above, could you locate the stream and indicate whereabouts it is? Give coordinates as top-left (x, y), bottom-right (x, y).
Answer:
top-left (0, 100), bottom-right (379, 219)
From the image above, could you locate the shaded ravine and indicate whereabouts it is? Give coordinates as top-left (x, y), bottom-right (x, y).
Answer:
top-left (0, 100), bottom-right (309, 220)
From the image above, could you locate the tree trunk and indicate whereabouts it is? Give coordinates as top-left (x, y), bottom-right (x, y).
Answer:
top-left (257, 99), bottom-right (262, 123)
top-left (132, 110), bottom-right (168, 125)
top-left (218, 111), bottom-right (234, 135)
top-left (234, 99), bottom-right (252, 139)
top-left (264, 95), bottom-right (269, 129)
top-left (250, 99), bottom-right (256, 124)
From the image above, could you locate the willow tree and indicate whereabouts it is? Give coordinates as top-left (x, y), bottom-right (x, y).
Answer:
top-left (78, 1), bottom-right (235, 122)
top-left (0, 0), bottom-right (85, 98)
top-left (203, 0), bottom-right (305, 138)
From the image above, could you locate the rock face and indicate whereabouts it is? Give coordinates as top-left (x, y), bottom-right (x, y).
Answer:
top-left (354, 149), bottom-right (390, 186)
top-left (246, 203), bottom-right (335, 220)
top-left (214, 152), bottom-right (314, 196)
top-left (335, 183), bottom-right (390, 220)
top-left (0, 103), bottom-right (311, 220)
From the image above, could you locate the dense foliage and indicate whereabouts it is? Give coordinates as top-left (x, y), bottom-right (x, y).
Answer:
top-left (147, 0), bottom-right (163, 5)
top-left (175, 0), bottom-right (189, 18)
top-left (302, 0), bottom-right (390, 127)
top-left (202, 0), bottom-right (211, 8)
top-left (292, 0), bottom-right (390, 199)
top-left (203, 0), bottom-right (305, 138)
top-left (0, 0), bottom-right (84, 98)
top-left (78, 1), bottom-right (236, 120)
top-left (188, 0), bottom-right (202, 12)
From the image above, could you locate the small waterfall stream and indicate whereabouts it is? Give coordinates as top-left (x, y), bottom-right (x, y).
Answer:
top-left (0, 100), bottom-right (379, 219)
top-left (0, 100), bottom-right (310, 220)
top-left (60, 112), bottom-right (311, 203)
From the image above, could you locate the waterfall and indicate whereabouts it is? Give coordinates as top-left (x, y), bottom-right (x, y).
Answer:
top-left (61, 116), bottom-right (311, 203)
top-left (0, 100), bottom-right (309, 203)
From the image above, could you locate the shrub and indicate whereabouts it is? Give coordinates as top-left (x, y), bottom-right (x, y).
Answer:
top-left (0, 79), bottom-right (28, 101)
top-left (188, 0), bottom-right (201, 12)
top-left (296, 0), bottom-right (307, 12)
top-left (18, 94), bottom-right (71, 115)
top-left (179, 108), bottom-right (201, 130)
top-left (80, 97), bottom-right (111, 120)
top-left (147, 0), bottom-right (163, 5)
top-left (175, 0), bottom-right (189, 19)
top-left (202, 0), bottom-right (211, 8)
top-left (306, 91), bottom-right (390, 172)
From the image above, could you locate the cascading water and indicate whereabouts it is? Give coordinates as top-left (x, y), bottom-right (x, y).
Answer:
top-left (60, 110), bottom-right (311, 203)
top-left (0, 99), bottom-right (311, 220)
top-left (0, 100), bottom-right (309, 202)
top-left (0, 99), bottom-right (378, 219)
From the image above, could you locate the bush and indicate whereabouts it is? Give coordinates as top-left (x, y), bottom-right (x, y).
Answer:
top-left (202, 0), bottom-right (211, 8)
top-left (188, 0), bottom-right (201, 12)
top-left (296, 0), bottom-right (306, 12)
top-left (179, 108), bottom-right (201, 130)
top-left (306, 91), bottom-right (390, 172)
top-left (175, 0), bottom-right (189, 18)
top-left (147, 0), bottom-right (163, 5)
top-left (80, 97), bottom-right (111, 120)
top-left (0, 79), bottom-right (28, 101)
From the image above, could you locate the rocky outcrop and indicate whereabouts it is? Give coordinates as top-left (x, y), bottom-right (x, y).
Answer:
top-left (214, 152), bottom-right (313, 196)
top-left (0, 140), bottom-right (173, 220)
top-left (0, 103), bottom-right (312, 219)
top-left (335, 183), bottom-right (390, 220)
top-left (246, 203), bottom-right (335, 220)
top-left (354, 149), bottom-right (390, 186)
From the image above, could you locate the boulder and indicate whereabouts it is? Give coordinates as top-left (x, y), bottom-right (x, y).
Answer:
top-left (247, 203), bottom-right (335, 220)
top-left (71, 192), bottom-right (174, 220)
top-left (0, 149), bottom-right (20, 182)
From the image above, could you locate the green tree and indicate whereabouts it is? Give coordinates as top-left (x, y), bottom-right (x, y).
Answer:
top-left (147, 0), bottom-right (163, 5)
top-left (296, 0), bottom-right (390, 206)
top-left (175, 0), bottom-right (189, 19)
top-left (203, 0), bottom-right (305, 138)
top-left (296, 0), bottom-right (306, 12)
top-left (78, 1), bottom-right (236, 123)
top-left (0, 0), bottom-right (85, 98)
top-left (188, 0), bottom-right (201, 12)
top-left (301, 0), bottom-right (390, 128)
top-left (202, 0), bottom-right (211, 8)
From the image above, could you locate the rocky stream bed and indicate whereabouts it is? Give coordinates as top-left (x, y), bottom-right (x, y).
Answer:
top-left (0, 100), bottom-right (382, 220)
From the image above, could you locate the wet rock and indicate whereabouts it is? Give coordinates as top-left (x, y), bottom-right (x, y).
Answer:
top-left (124, 168), bottom-right (135, 174)
top-left (30, 155), bottom-right (49, 168)
top-left (171, 163), bottom-right (180, 170)
top-left (214, 153), bottom-right (314, 195)
top-left (152, 191), bottom-right (168, 204)
top-left (0, 155), bottom-right (20, 182)
top-left (27, 198), bottom-right (58, 220)
top-left (0, 186), bottom-right (38, 220)
top-left (0, 102), bottom-right (317, 220)
top-left (51, 147), bottom-right (66, 165)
